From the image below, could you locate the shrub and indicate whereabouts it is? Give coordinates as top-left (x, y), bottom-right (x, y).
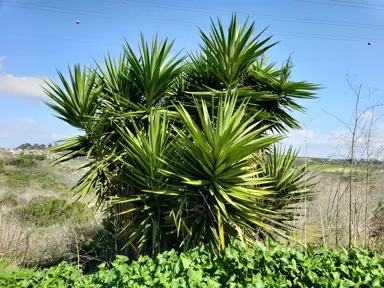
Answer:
top-left (45, 14), bottom-right (319, 256)
top-left (1, 240), bottom-right (383, 287)
top-left (13, 198), bottom-right (92, 227)
top-left (4, 168), bottom-right (67, 191)
top-left (8, 155), bottom-right (38, 168)
top-left (30, 154), bottom-right (46, 161)
top-left (371, 201), bottom-right (384, 239)
top-left (4, 169), bottom-right (30, 187)
top-left (78, 217), bottom-right (128, 268)
top-left (0, 193), bottom-right (18, 206)
top-left (0, 259), bottom-right (11, 272)
top-left (33, 170), bottom-right (67, 191)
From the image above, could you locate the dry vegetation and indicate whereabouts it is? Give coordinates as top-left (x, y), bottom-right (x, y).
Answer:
top-left (1, 150), bottom-right (384, 271)
top-left (0, 152), bottom-right (104, 268)
top-left (1, 49), bottom-right (384, 278)
top-left (295, 170), bottom-right (384, 250)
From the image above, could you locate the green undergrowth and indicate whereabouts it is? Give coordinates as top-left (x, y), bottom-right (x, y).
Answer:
top-left (1, 239), bottom-right (383, 287)
top-left (7, 155), bottom-right (45, 168)
top-left (0, 259), bottom-right (11, 271)
top-left (0, 155), bottom-right (67, 191)
top-left (2, 168), bottom-right (67, 191)
top-left (12, 198), bottom-right (92, 227)
top-left (0, 192), bottom-right (18, 206)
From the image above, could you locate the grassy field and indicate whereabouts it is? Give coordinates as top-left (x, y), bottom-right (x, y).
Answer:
top-left (1, 152), bottom-right (384, 271)
top-left (296, 157), bottom-right (384, 173)
top-left (0, 152), bottom-right (100, 268)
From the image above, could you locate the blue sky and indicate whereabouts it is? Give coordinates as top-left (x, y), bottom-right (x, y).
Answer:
top-left (1, 0), bottom-right (384, 157)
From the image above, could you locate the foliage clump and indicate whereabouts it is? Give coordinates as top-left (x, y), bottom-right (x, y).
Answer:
top-left (0, 159), bottom-right (4, 172)
top-left (13, 198), bottom-right (92, 227)
top-left (0, 192), bottom-right (18, 206)
top-left (1, 240), bottom-right (383, 287)
top-left (3, 167), bottom-right (67, 191)
top-left (7, 155), bottom-right (39, 168)
top-left (45, 14), bottom-right (319, 256)
top-left (371, 201), bottom-right (384, 241)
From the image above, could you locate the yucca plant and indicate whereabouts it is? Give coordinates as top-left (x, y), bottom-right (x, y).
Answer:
top-left (45, 14), bottom-right (319, 257)
top-left (109, 110), bottom-right (179, 256)
top-left (165, 95), bottom-right (289, 251)
top-left (258, 145), bottom-right (317, 232)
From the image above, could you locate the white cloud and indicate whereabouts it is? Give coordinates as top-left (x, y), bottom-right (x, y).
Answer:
top-left (282, 129), bottom-right (347, 158)
top-left (0, 56), bottom-right (5, 72)
top-left (0, 74), bottom-right (49, 98)
top-left (51, 133), bottom-right (71, 140)
top-left (282, 124), bottom-right (384, 159)
top-left (22, 118), bottom-right (36, 124)
top-left (0, 57), bottom-right (49, 98)
top-left (360, 111), bottom-right (375, 120)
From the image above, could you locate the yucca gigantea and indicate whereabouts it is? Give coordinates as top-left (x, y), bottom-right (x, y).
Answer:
top-left (164, 95), bottom-right (291, 251)
top-left (45, 14), bottom-right (319, 257)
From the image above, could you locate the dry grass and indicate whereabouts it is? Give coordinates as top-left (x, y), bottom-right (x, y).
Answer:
top-left (0, 200), bottom-right (101, 267)
top-left (293, 171), bottom-right (384, 249)
top-left (1, 153), bottom-right (384, 268)
top-left (0, 155), bottom-right (102, 268)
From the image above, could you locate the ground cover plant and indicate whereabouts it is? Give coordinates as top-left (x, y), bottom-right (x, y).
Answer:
top-left (1, 240), bottom-right (383, 288)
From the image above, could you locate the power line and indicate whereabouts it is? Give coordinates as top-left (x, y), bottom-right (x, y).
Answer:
top-left (5, 0), bottom-right (384, 31)
top-left (2, 1), bottom-right (384, 46)
top-left (3, 27), bottom-right (384, 56)
top-left (328, 0), bottom-right (384, 9)
top-left (265, 30), bottom-right (384, 43)
top-left (105, 0), bottom-right (384, 30)
top-left (295, 0), bottom-right (384, 11)
top-left (1, 2), bottom-right (199, 28)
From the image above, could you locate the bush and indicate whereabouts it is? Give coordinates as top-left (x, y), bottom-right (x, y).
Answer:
top-left (0, 259), bottom-right (11, 272)
top-left (79, 217), bottom-right (128, 268)
top-left (13, 198), bottom-right (92, 227)
top-left (33, 170), bottom-right (67, 191)
top-left (3, 169), bottom-right (30, 187)
top-left (4, 168), bottom-right (67, 191)
top-left (8, 155), bottom-right (38, 168)
top-left (0, 192), bottom-right (18, 206)
top-left (29, 154), bottom-right (46, 161)
top-left (371, 201), bottom-right (384, 239)
top-left (1, 240), bottom-right (383, 287)
top-left (44, 14), bottom-right (320, 256)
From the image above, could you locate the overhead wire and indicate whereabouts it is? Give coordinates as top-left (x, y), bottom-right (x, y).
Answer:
top-left (105, 0), bottom-right (384, 30)
top-left (294, 0), bottom-right (384, 11)
top-left (1, 1), bottom-right (197, 27)
top-left (327, 0), bottom-right (384, 9)
top-left (4, 0), bottom-right (384, 31)
top-left (1, 0), bottom-right (384, 46)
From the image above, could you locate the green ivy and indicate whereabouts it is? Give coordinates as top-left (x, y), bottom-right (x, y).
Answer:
top-left (1, 240), bottom-right (383, 287)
